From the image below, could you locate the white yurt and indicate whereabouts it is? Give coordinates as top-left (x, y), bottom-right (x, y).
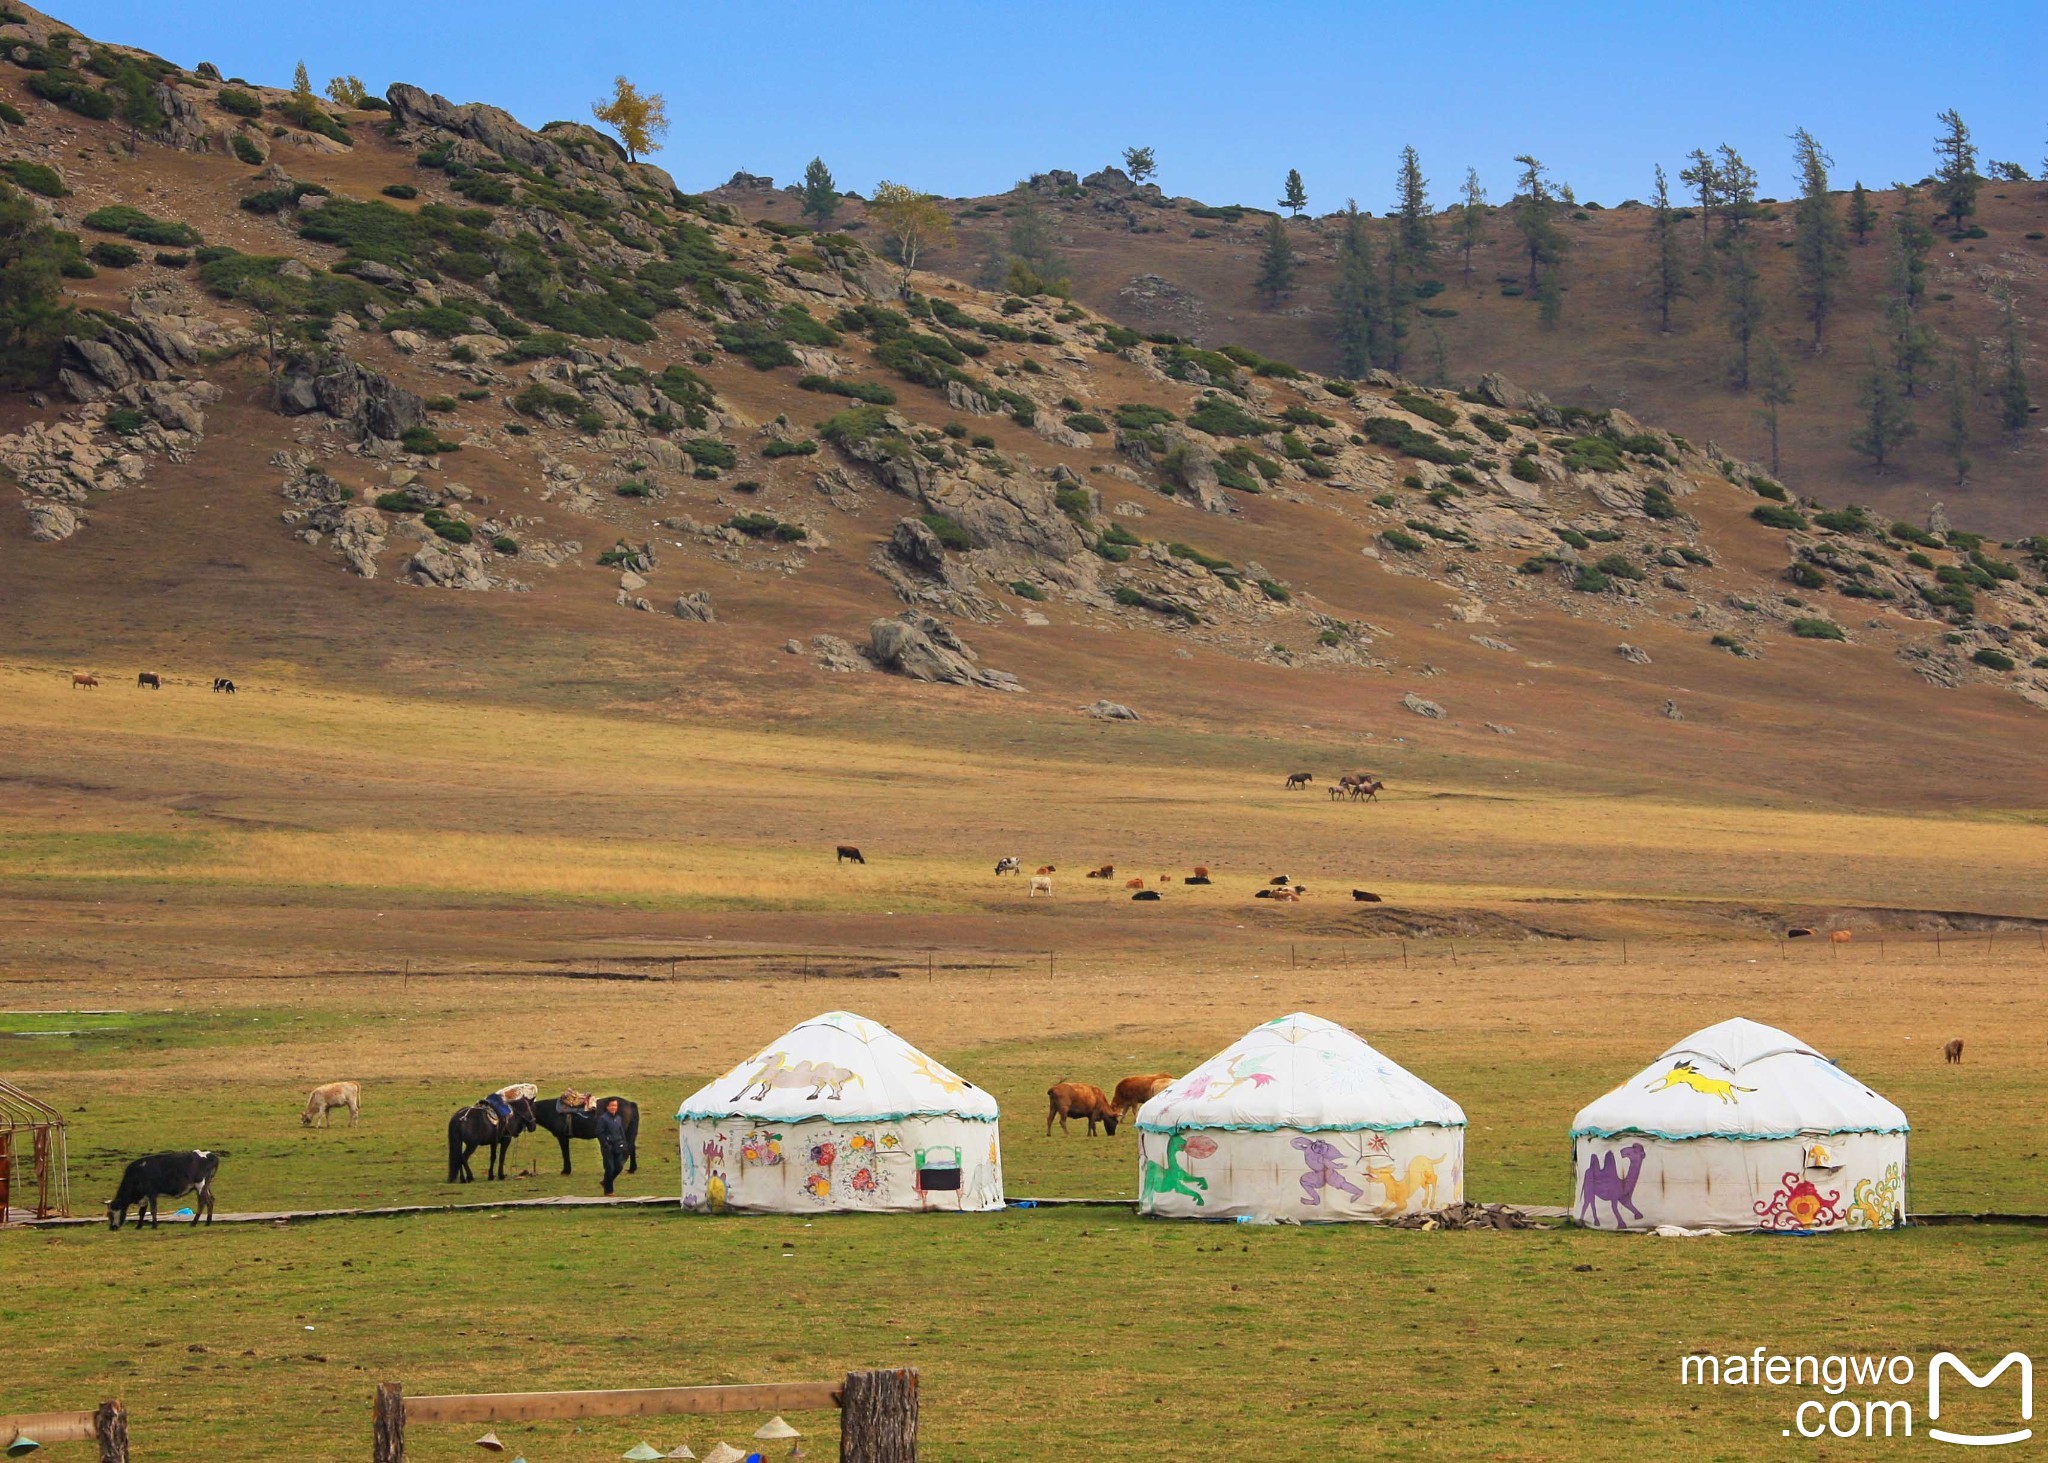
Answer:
top-left (1571, 1018), bottom-right (1908, 1233)
top-left (675, 1010), bottom-right (1003, 1214)
top-left (1134, 1012), bottom-right (1466, 1222)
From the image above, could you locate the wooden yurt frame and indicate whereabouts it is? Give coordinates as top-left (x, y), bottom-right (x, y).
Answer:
top-left (0, 1080), bottom-right (70, 1222)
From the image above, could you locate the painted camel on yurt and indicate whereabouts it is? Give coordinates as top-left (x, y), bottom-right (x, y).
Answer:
top-left (729, 1052), bottom-right (866, 1101)
top-left (1577, 1142), bottom-right (1646, 1228)
top-left (1362, 1153), bottom-right (1446, 1215)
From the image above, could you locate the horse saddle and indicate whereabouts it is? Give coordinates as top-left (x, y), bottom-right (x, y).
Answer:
top-left (560, 1088), bottom-right (596, 1111)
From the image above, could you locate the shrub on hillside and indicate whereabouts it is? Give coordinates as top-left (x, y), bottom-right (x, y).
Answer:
top-left (1752, 503), bottom-right (1808, 530)
top-left (1, 160), bottom-right (64, 198)
top-left (215, 87), bottom-right (262, 117)
top-left (87, 241), bottom-right (138, 267)
top-left (1971, 647), bottom-right (2015, 671)
top-left (761, 438), bottom-right (817, 459)
top-left (1790, 618), bottom-right (1845, 640)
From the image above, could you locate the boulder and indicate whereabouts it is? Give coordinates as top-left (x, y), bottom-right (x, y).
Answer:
top-left (1082, 166), bottom-right (1134, 193)
top-left (889, 516), bottom-right (948, 573)
top-left (1081, 700), bottom-right (1140, 720)
top-left (277, 354), bottom-right (428, 441)
top-left (385, 83), bottom-right (561, 170)
top-left (812, 634), bottom-right (871, 673)
top-left (24, 499), bottom-right (82, 542)
top-left (1616, 643), bottom-right (1653, 665)
top-left (867, 612), bottom-right (1023, 691)
top-left (1662, 699), bottom-right (1685, 721)
top-left (672, 591), bottom-right (716, 622)
top-left (403, 540), bottom-right (493, 590)
top-left (1400, 692), bottom-right (1446, 719)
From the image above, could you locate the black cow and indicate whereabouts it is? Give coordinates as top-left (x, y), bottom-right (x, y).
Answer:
top-left (533, 1097), bottom-right (638, 1177)
top-left (108, 1150), bottom-right (222, 1230)
top-left (212, 677), bottom-right (236, 694)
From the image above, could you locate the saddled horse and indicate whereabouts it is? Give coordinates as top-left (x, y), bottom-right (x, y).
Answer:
top-left (446, 1094), bottom-right (536, 1182)
top-left (534, 1095), bottom-right (639, 1177)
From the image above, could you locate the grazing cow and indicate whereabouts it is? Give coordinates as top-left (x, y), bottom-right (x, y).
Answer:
top-left (212, 677), bottom-right (236, 694)
top-left (72, 671), bottom-right (98, 689)
top-left (1124, 877), bottom-right (1145, 889)
top-left (1352, 889), bottom-right (1383, 902)
top-left (107, 1150), bottom-right (222, 1230)
top-left (994, 856), bottom-right (1021, 876)
top-left (1829, 930), bottom-right (1853, 945)
top-left (1786, 927), bottom-right (1816, 939)
top-left (1269, 875), bottom-right (1291, 887)
top-left (300, 1080), bottom-right (361, 1127)
top-left (1184, 875), bottom-right (1211, 886)
top-left (1943, 1038), bottom-right (1964, 1064)
top-left (1112, 1073), bottom-right (1174, 1122)
top-left (1285, 771), bottom-right (1314, 790)
top-left (1035, 865), bottom-right (1056, 876)
top-left (1085, 864), bottom-right (1114, 879)
top-left (1192, 866), bottom-right (1210, 879)
top-left (1131, 889), bottom-right (1161, 901)
top-left (1046, 1082), bottom-right (1119, 1137)
top-left (836, 844), bottom-right (865, 864)
top-left (136, 671), bottom-right (161, 689)
top-left (1029, 875), bottom-right (1053, 897)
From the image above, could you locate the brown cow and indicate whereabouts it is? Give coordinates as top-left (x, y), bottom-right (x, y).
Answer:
top-left (1085, 864), bottom-right (1114, 879)
top-left (1943, 1038), bottom-right (1964, 1064)
top-left (1046, 1082), bottom-right (1118, 1137)
top-left (72, 671), bottom-right (98, 688)
top-left (1828, 929), bottom-right (1853, 945)
top-left (1035, 864), bottom-right (1056, 876)
top-left (1352, 889), bottom-right (1383, 902)
top-left (1112, 1073), bottom-right (1173, 1123)
top-left (1124, 877), bottom-right (1145, 889)
top-left (836, 845), bottom-right (865, 864)
top-left (1192, 866), bottom-right (1210, 879)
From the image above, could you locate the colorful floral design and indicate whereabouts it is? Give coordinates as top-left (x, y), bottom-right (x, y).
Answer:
top-left (740, 1130), bottom-right (783, 1166)
top-left (847, 1133), bottom-right (873, 1153)
top-left (879, 1133), bottom-right (900, 1149)
top-left (1846, 1163), bottom-right (1904, 1231)
top-left (804, 1172), bottom-right (831, 1200)
top-left (850, 1167), bottom-right (878, 1194)
top-left (1754, 1171), bottom-right (1844, 1230)
top-left (808, 1140), bottom-right (837, 1168)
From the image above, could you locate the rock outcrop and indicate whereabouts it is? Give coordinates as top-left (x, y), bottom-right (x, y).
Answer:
top-left (276, 355), bottom-right (427, 442)
top-left (866, 613), bottom-right (1023, 691)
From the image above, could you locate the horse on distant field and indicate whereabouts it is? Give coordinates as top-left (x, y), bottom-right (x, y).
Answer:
top-left (447, 1094), bottom-right (536, 1182)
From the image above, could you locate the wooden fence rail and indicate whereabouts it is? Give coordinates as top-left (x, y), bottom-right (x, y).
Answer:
top-left (0, 1401), bottom-right (128, 1460)
top-left (374, 1369), bottom-right (915, 1462)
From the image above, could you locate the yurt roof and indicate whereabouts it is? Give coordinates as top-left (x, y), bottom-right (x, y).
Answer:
top-left (1571, 1017), bottom-right (1909, 1141)
top-left (676, 1010), bottom-right (997, 1125)
top-left (1135, 1012), bottom-right (1466, 1134)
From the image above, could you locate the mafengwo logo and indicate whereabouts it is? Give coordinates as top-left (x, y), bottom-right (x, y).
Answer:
top-left (1678, 1348), bottom-right (2033, 1444)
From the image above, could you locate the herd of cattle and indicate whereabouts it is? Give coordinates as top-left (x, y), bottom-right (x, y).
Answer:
top-left (1046, 1073), bottom-right (1174, 1137)
top-left (991, 858), bottom-right (1382, 904)
top-left (71, 669), bottom-right (237, 692)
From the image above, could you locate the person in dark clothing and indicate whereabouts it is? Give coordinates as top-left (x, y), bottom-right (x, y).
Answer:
top-left (597, 1097), bottom-right (629, 1195)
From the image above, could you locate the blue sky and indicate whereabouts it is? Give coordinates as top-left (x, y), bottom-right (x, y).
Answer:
top-left (64, 0), bottom-right (2045, 209)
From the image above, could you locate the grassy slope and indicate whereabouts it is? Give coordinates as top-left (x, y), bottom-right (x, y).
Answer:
top-left (735, 182), bottom-right (2048, 537)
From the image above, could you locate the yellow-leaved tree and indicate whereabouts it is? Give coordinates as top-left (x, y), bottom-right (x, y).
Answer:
top-left (591, 76), bottom-right (668, 163)
top-left (867, 182), bottom-right (954, 289)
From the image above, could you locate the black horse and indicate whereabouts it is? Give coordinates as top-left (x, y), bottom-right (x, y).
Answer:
top-left (446, 1095), bottom-right (536, 1182)
top-left (533, 1096), bottom-right (639, 1177)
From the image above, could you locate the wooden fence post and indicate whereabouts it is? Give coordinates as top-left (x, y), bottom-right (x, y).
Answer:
top-left (840, 1367), bottom-right (917, 1462)
top-left (373, 1381), bottom-right (405, 1463)
top-left (94, 1400), bottom-right (127, 1463)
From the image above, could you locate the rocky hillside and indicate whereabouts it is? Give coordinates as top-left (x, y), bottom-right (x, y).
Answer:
top-left (4, 4), bottom-right (2048, 740)
top-left (725, 161), bottom-right (2048, 540)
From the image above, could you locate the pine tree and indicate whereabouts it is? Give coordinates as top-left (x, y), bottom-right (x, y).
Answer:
top-left (1850, 346), bottom-right (1915, 471)
top-left (1648, 165), bottom-right (1686, 332)
top-left (1998, 288), bottom-right (2034, 431)
top-left (1848, 181), bottom-right (1877, 245)
top-left (1790, 129), bottom-right (1847, 350)
top-left (1383, 241), bottom-right (1411, 368)
top-left (1121, 146), bottom-right (1155, 185)
top-left (1884, 217), bottom-right (1937, 396)
top-left (1755, 338), bottom-right (1795, 476)
top-left (0, 180), bottom-right (81, 390)
top-left (1932, 108), bottom-right (1981, 236)
top-left (1255, 213), bottom-right (1296, 304)
top-left (1943, 354), bottom-right (1973, 485)
top-left (800, 157), bottom-right (840, 228)
top-left (1004, 189), bottom-right (1069, 296)
top-left (1392, 146), bottom-right (1432, 271)
top-left (1455, 167), bottom-right (1487, 287)
top-left (1512, 154), bottom-right (1564, 292)
top-left (1715, 145), bottom-right (1760, 239)
top-left (1679, 148), bottom-right (1720, 242)
top-left (1537, 266), bottom-right (1564, 328)
top-left (1331, 202), bottom-right (1384, 378)
top-left (1723, 236), bottom-right (1764, 388)
top-left (1279, 168), bottom-right (1307, 217)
